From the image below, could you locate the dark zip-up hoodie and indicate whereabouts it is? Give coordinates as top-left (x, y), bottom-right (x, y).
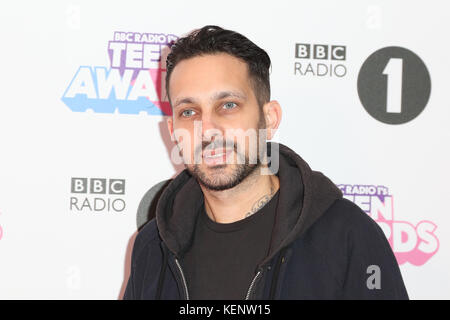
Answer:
top-left (123, 142), bottom-right (408, 300)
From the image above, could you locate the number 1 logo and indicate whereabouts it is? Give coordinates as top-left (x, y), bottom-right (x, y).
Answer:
top-left (357, 47), bottom-right (431, 125)
top-left (383, 58), bottom-right (403, 114)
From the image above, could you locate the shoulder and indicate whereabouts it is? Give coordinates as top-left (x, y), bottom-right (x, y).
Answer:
top-left (314, 198), bottom-right (383, 236)
top-left (302, 198), bottom-right (391, 269)
top-left (306, 198), bottom-right (395, 270)
top-left (132, 218), bottom-right (162, 260)
top-left (316, 200), bottom-right (408, 299)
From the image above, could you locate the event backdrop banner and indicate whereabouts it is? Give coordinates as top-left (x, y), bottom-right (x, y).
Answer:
top-left (0, 0), bottom-right (449, 299)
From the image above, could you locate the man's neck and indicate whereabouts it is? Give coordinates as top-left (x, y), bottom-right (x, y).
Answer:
top-left (200, 166), bottom-right (280, 224)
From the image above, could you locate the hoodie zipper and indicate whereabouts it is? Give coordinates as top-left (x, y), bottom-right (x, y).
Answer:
top-left (245, 269), bottom-right (262, 300)
top-left (174, 258), bottom-right (190, 300)
top-left (173, 257), bottom-right (261, 301)
top-left (173, 259), bottom-right (264, 300)
top-left (246, 248), bottom-right (289, 300)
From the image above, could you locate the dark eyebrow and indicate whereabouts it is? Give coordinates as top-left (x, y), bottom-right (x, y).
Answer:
top-left (173, 97), bottom-right (196, 109)
top-left (211, 91), bottom-right (247, 101)
top-left (173, 91), bottom-right (247, 109)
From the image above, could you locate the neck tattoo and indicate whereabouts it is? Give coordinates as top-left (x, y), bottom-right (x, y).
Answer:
top-left (244, 186), bottom-right (276, 218)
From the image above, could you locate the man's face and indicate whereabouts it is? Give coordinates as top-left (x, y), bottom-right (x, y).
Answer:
top-left (167, 53), bottom-right (266, 191)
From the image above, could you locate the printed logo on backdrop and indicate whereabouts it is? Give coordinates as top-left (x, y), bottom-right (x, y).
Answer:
top-left (62, 32), bottom-right (178, 116)
top-left (294, 43), bottom-right (347, 77)
top-left (338, 184), bottom-right (439, 266)
top-left (357, 47), bottom-right (431, 124)
top-left (70, 178), bottom-right (126, 213)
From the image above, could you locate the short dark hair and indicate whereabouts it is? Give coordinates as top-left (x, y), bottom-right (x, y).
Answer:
top-left (165, 25), bottom-right (271, 109)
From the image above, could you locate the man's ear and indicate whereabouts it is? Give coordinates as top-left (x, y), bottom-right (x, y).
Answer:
top-left (263, 100), bottom-right (282, 140)
top-left (166, 116), bottom-right (175, 141)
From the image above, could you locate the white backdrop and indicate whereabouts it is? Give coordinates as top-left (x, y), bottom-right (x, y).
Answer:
top-left (0, 0), bottom-right (449, 299)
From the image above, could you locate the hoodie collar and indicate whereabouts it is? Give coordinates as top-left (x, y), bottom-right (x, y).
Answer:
top-left (156, 142), bottom-right (343, 263)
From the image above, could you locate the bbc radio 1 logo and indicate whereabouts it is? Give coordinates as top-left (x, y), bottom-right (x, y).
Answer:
top-left (357, 46), bottom-right (431, 124)
top-left (70, 178), bottom-right (126, 213)
top-left (294, 43), bottom-right (347, 77)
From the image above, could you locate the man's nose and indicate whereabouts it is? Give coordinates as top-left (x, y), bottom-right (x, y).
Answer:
top-left (200, 112), bottom-right (224, 139)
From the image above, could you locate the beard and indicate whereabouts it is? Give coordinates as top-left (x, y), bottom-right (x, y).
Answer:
top-left (185, 113), bottom-right (266, 191)
top-left (189, 151), bottom-right (260, 191)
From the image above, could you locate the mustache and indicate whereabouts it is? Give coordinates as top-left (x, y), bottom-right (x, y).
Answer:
top-left (194, 139), bottom-right (239, 155)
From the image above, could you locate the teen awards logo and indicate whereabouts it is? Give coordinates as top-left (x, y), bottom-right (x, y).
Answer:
top-left (357, 46), bottom-right (431, 124)
top-left (62, 31), bottom-right (178, 116)
top-left (294, 43), bottom-right (347, 77)
top-left (70, 178), bottom-right (126, 213)
top-left (338, 184), bottom-right (439, 266)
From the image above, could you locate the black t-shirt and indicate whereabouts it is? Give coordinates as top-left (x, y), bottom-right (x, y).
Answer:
top-left (180, 190), bottom-right (280, 300)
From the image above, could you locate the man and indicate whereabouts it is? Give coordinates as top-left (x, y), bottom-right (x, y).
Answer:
top-left (123, 25), bottom-right (408, 300)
